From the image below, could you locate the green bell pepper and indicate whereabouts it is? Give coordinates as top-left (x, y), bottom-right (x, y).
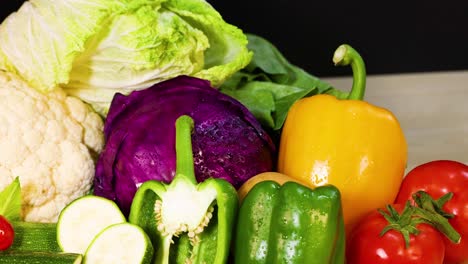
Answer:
top-left (129, 115), bottom-right (238, 264)
top-left (234, 180), bottom-right (345, 264)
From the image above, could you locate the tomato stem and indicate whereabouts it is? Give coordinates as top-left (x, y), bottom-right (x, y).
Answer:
top-left (378, 202), bottom-right (422, 249)
top-left (379, 191), bottom-right (461, 249)
top-left (412, 191), bottom-right (461, 244)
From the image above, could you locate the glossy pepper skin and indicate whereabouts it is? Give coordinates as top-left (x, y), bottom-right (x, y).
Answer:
top-left (234, 181), bottom-right (345, 264)
top-left (129, 115), bottom-right (238, 264)
top-left (278, 44), bottom-right (407, 234)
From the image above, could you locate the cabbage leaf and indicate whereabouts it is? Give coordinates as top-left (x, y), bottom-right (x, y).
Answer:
top-left (0, 0), bottom-right (252, 115)
top-left (0, 0), bottom-right (116, 91)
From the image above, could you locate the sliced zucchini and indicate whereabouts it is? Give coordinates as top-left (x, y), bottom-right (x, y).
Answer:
top-left (0, 251), bottom-right (82, 264)
top-left (84, 223), bottom-right (153, 264)
top-left (10, 222), bottom-right (61, 252)
top-left (57, 195), bottom-right (126, 254)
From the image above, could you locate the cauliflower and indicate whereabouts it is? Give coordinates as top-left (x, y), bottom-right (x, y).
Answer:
top-left (0, 71), bottom-right (104, 223)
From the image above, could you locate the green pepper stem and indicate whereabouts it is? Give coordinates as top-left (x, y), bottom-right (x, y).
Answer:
top-left (174, 115), bottom-right (197, 185)
top-left (332, 44), bottom-right (367, 100)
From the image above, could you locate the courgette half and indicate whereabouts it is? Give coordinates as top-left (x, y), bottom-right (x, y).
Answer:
top-left (0, 251), bottom-right (82, 264)
top-left (10, 222), bottom-right (61, 252)
top-left (57, 195), bottom-right (126, 254)
top-left (84, 223), bottom-right (153, 264)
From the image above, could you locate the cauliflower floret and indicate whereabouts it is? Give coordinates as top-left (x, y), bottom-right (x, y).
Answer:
top-left (0, 71), bottom-right (104, 222)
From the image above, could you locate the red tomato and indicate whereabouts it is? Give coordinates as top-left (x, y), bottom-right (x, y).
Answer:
top-left (395, 160), bottom-right (468, 264)
top-left (0, 215), bottom-right (14, 251)
top-left (346, 204), bottom-right (446, 264)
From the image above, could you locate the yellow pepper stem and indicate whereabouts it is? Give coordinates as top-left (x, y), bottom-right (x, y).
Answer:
top-left (332, 44), bottom-right (367, 100)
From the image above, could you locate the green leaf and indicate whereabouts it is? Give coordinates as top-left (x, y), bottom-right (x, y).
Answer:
top-left (0, 177), bottom-right (22, 221)
top-left (222, 87), bottom-right (275, 129)
top-left (220, 33), bottom-right (338, 130)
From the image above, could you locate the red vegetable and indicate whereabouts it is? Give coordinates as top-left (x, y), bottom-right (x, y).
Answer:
top-left (347, 191), bottom-right (461, 264)
top-left (0, 215), bottom-right (14, 251)
top-left (395, 160), bottom-right (468, 264)
top-left (347, 203), bottom-right (446, 264)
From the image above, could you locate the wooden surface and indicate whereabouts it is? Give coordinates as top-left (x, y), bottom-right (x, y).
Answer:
top-left (323, 70), bottom-right (468, 173)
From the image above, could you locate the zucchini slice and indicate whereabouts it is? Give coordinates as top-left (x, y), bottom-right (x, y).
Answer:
top-left (84, 223), bottom-right (153, 264)
top-left (57, 195), bottom-right (126, 254)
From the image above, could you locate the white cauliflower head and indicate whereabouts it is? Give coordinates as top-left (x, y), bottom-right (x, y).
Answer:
top-left (0, 71), bottom-right (104, 222)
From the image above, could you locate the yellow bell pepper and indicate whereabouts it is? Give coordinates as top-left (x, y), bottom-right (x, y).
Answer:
top-left (278, 44), bottom-right (407, 234)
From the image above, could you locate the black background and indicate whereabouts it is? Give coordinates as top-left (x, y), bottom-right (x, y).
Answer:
top-left (2, 0), bottom-right (468, 77)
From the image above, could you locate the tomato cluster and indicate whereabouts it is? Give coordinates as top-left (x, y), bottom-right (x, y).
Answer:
top-left (346, 160), bottom-right (468, 264)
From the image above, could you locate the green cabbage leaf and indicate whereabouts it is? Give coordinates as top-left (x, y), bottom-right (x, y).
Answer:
top-left (0, 0), bottom-right (252, 115)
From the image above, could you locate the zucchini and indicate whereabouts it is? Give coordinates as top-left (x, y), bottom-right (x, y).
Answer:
top-left (84, 223), bottom-right (153, 264)
top-left (0, 251), bottom-right (82, 264)
top-left (57, 195), bottom-right (126, 254)
top-left (10, 222), bottom-right (61, 252)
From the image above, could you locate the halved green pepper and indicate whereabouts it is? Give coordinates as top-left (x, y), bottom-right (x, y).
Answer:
top-left (234, 180), bottom-right (345, 264)
top-left (129, 115), bottom-right (238, 264)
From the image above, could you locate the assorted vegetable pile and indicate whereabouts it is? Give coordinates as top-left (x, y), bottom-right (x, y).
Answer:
top-left (0, 0), bottom-right (467, 264)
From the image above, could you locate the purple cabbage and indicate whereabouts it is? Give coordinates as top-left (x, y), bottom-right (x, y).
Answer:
top-left (94, 75), bottom-right (276, 215)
